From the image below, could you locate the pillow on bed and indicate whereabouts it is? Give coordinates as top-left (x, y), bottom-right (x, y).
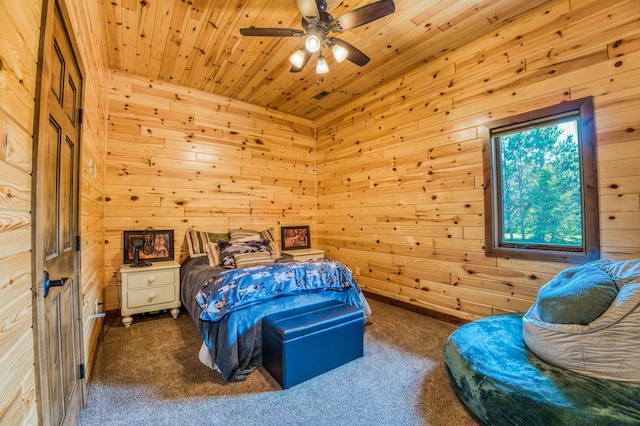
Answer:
top-left (186, 229), bottom-right (230, 258)
top-left (536, 264), bottom-right (618, 325)
top-left (229, 227), bottom-right (282, 259)
top-left (229, 228), bottom-right (261, 241)
top-left (233, 251), bottom-right (274, 269)
top-left (205, 242), bottom-right (222, 267)
top-left (217, 239), bottom-right (272, 269)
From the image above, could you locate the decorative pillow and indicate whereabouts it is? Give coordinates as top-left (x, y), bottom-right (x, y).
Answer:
top-left (536, 264), bottom-right (618, 325)
top-left (217, 239), bottom-right (272, 269)
top-left (186, 229), bottom-right (229, 258)
top-left (228, 227), bottom-right (282, 259)
top-left (233, 251), bottom-right (274, 269)
top-left (229, 228), bottom-right (261, 241)
top-left (259, 227), bottom-right (282, 260)
top-left (205, 242), bottom-right (222, 267)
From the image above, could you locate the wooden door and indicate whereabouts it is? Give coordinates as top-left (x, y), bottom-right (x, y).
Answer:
top-left (33, 1), bottom-right (84, 425)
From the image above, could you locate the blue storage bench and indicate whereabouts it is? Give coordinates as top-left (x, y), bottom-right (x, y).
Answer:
top-left (262, 300), bottom-right (364, 389)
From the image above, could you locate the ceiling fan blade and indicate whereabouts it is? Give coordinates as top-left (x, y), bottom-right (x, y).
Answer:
top-left (330, 0), bottom-right (395, 32)
top-left (240, 28), bottom-right (305, 37)
top-left (327, 38), bottom-right (370, 66)
top-left (296, 0), bottom-right (320, 23)
top-left (290, 49), bottom-right (313, 73)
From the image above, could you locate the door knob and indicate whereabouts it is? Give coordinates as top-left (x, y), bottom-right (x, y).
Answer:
top-left (44, 271), bottom-right (69, 298)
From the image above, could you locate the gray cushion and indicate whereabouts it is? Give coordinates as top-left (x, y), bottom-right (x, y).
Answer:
top-left (537, 264), bottom-right (618, 325)
top-left (523, 259), bottom-right (640, 382)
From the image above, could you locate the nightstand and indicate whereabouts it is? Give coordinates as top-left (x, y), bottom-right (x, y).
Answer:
top-left (119, 260), bottom-right (181, 327)
top-left (281, 248), bottom-right (325, 261)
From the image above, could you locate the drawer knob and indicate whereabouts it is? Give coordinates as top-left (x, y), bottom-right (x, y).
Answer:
top-left (148, 276), bottom-right (156, 284)
top-left (149, 292), bottom-right (156, 299)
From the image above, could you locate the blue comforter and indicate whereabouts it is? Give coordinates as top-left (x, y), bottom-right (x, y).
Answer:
top-left (181, 257), bottom-right (371, 382)
top-left (196, 259), bottom-right (355, 321)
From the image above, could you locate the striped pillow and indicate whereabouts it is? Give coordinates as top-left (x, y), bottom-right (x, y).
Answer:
top-left (228, 228), bottom-right (260, 241)
top-left (260, 227), bottom-right (281, 260)
top-left (233, 251), bottom-right (274, 269)
top-left (205, 242), bottom-right (222, 267)
top-left (186, 229), bottom-right (229, 258)
top-left (228, 227), bottom-right (281, 259)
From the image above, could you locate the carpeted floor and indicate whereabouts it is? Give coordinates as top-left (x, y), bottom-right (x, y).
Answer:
top-left (80, 297), bottom-right (482, 426)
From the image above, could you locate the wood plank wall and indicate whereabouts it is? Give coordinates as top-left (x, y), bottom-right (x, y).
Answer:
top-left (103, 71), bottom-right (316, 309)
top-left (0, 0), bottom-right (108, 422)
top-left (315, 0), bottom-right (640, 321)
top-left (0, 0), bottom-right (41, 421)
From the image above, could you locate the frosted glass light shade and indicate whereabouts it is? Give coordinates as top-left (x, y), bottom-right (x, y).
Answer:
top-left (331, 44), bottom-right (348, 62)
top-left (305, 35), bottom-right (321, 53)
top-left (316, 55), bottom-right (329, 74)
top-left (289, 50), bottom-right (306, 68)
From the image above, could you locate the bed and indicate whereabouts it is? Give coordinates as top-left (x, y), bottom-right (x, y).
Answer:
top-left (180, 255), bottom-right (371, 382)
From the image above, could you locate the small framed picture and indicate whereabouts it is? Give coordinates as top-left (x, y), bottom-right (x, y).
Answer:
top-left (281, 226), bottom-right (310, 250)
top-left (123, 229), bottom-right (174, 264)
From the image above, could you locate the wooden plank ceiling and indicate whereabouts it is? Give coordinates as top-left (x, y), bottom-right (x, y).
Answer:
top-left (103, 0), bottom-right (552, 120)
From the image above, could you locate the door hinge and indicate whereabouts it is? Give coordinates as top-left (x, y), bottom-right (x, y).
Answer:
top-left (76, 235), bottom-right (81, 252)
top-left (79, 363), bottom-right (85, 379)
top-left (78, 108), bottom-right (83, 124)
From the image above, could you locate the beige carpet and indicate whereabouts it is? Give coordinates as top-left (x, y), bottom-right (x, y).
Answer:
top-left (80, 297), bottom-right (482, 425)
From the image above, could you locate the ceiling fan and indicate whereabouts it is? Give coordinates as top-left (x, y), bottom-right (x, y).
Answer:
top-left (240, 0), bottom-right (395, 74)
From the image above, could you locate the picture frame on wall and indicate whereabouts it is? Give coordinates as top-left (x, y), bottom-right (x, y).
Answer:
top-left (281, 226), bottom-right (310, 250)
top-left (123, 229), bottom-right (174, 264)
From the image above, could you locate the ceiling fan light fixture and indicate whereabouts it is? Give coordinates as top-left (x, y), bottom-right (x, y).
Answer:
top-left (305, 34), bottom-right (322, 53)
top-left (240, 0), bottom-right (395, 74)
top-left (290, 49), bottom-right (306, 68)
top-left (331, 44), bottom-right (348, 63)
top-left (316, 55), bottom-right (329, 74)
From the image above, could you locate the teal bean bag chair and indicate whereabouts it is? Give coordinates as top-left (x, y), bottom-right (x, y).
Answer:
top-left (444, 259), bottom-right (640, 425)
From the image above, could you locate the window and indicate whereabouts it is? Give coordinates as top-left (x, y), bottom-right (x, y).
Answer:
top-left (482, 97), bottom-right (599, 263)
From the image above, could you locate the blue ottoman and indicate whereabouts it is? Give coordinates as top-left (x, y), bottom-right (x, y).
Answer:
top-left (262, 300), bottom-right (364, 389)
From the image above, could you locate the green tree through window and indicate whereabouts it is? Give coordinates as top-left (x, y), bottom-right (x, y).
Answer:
top-left (498, 119), bottom-right (581, 246)
top-left (482, 98), bottom-right (599, 263)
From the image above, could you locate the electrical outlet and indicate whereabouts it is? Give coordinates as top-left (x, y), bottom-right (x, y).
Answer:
top-left (355, 266), bottom-right (360, 276)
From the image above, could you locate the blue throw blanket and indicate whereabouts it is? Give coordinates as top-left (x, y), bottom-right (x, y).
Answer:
top-left (196, 258), bottom-right (354, 322)
top-left (181, 256), bottom-right (371, 381)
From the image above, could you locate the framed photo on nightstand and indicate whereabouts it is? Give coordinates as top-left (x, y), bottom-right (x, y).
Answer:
top-left (281, 226), bottom-right (310, 250)
top-left (123, 229), bottom-right (174, 264)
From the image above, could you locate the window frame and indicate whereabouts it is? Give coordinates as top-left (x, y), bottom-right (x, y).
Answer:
top-left (482, 97), bottom-right (600, 263)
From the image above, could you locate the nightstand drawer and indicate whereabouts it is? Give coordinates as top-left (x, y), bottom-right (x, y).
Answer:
top-left (127, 269), bottom-right (176, 289)
top-left (127, 285), bottom-right (176, 308)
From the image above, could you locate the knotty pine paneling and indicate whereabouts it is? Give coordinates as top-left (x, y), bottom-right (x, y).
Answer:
top-left (103, 71), bottom-right (316, 309)
top-left (1, 0), bottom-right (109, 421)
top-left (316, 0), bottom-right (640, 321)
top-left (0, 0), bottom-right (41, 422)
top-left (103, 0), bottom-right (556, 120)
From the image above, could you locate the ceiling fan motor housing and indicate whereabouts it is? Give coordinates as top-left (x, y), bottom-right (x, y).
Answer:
top-left (301, 10), bottom-right (333, 31)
